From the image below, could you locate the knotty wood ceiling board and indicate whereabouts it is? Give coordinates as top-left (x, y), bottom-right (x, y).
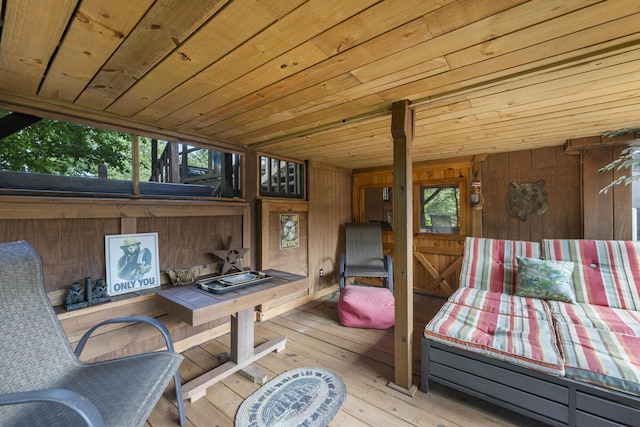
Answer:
top-left (0, 0), bottom-right (639, 170)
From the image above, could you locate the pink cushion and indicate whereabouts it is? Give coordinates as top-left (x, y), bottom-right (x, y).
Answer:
top-left (338, 285), bottom-right (394, 329)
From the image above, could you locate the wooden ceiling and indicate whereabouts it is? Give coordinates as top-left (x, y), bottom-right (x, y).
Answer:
top-left (1, 0), bottom-right (639, 170)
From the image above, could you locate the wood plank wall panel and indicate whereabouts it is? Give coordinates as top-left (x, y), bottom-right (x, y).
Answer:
top-left (582, 145), bottom-right (631, 240)
top-left (0, 218), bottom-right (120, 292)
top-left (353, 160), bottom-right (474, 295)
top-left (0, 197), bottom-right (250, 362)
top-left (413, 236), bottom-right (465, 297)
top-left (266, 211), bottom-right (308, 276)
top-left (137, 215), bottom-right (242, 271)
top-left (307, 162), bottom-right (352, 293)
top-left (0, 198), bottom-right (247, 291)
top-left (481, 146), bottom-right (581, 241)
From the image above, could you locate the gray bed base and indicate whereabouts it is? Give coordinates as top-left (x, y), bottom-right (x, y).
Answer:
top-left (421, 338), bottom-right (640, 426)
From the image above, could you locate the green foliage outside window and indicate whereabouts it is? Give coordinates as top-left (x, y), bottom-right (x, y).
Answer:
top-left (420, 184), bottom-right (460, 233)
top-left (0, 110), bottom-right (137, 179)
top-left (600, 126), bottom-right (640, 194)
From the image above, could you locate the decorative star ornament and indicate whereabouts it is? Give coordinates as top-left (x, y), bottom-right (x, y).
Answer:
top-left (212, 247), bottom-right (249, 275)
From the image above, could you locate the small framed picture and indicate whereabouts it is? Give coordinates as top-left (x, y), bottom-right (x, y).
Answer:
top-left (280, 214), bottom-right (299, 249)
top-left (105, 232), bottom-right (161, 296)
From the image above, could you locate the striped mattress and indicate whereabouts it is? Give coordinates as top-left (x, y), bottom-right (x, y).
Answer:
top-left (548, 300), bottom-right (640, 396)
top-left (424, 287), bottom-right (565, 376)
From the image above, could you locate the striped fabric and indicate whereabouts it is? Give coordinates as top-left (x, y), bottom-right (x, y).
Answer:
top-left (424, 288), bottom-right (565, 376)
top-left (555, 322), bottom-right (640, 396)
top-left (548, 300), bottom-right (640, 337)
top-left (459, 237), bottom-right (541, 293)
top-left (543, 239), bottom-right (640, 309)
top-left (450, 286), bottom-right (550, 319)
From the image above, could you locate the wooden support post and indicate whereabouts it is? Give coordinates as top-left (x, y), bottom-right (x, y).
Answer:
top-left (389, 100), bottom-right (416, 396)
top-left (132, 134), bottom-right (140, 195)
top-left (170, 143), bottom-right (180, 183)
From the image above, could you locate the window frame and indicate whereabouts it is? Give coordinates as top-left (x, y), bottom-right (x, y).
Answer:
top-left (413, 177), bottom-right (467, 235)
top-left (0, 110), bottom-right (245, 200)
top-left (258, 154), bottom-right (305, 199)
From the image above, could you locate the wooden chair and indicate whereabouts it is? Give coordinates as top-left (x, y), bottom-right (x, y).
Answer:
top-left (0, 240), bottom-right (185, 427)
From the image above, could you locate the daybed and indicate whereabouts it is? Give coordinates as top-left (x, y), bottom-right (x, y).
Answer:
top-left (421, 237), bottom-right (640, 426)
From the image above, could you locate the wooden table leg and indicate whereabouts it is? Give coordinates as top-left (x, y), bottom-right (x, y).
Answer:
top-left (181, 308), bottom-right (287, 402)
top-left (232, 307), bottom-right (255, 362)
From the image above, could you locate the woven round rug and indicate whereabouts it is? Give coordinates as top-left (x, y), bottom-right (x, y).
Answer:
top-left (235, 367), bottom-right (346, 427)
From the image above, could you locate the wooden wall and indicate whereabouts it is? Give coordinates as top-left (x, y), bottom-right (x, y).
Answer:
top-left (257, 161), bottom-right (352, 295)
top-left (574, 143), bottom-right (631, 240)
top-left (0, 197), bottom-right (247, 294)
top-left (258, 199), bottom-right (309, 276)
top-left (3, 142), bottom-right (629, 360)
top-left (0, 158), bottom-right (352, 362)
top-left (481, 146), bottom-right (582, 241)
top-left (350, 144), bottom-right (631, 296)
top-left (353, 158), bottom-right (477, 297)
top-left (307, 161), bottom-right (352, 293)
top-left (0, 196), bottom-right (249, 361)
top-left (482, 143), bottom-right (633, 241)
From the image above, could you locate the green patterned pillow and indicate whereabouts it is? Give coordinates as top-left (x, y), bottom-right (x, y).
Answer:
top-left (515, 256), bottom-right (576, 303)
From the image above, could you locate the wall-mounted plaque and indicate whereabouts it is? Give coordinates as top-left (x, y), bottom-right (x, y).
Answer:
top-left (280, 214), bottom-right (299, 250)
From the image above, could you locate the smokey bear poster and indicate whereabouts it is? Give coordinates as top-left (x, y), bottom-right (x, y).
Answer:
top-left (105, 232), bottom-right (161, 296)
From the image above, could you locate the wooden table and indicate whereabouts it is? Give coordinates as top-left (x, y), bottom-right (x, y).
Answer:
top-left (156, 270), bottom-right (308, 402)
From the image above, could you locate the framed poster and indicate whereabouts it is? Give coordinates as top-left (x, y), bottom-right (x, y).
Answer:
top-left (280, 214), bottom-right (299, 249)
top-left (105, 232), bottom-right (161, 296)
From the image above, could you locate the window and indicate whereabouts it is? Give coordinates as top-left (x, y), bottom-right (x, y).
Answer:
top-left (419, 183), bottom-right (461, 234)
top-left (151, 142), bottom-right (242, 198)
top-left (0, 110), bottom-right (242, 198)
top-left (259, 155), bottom-right (304, 198)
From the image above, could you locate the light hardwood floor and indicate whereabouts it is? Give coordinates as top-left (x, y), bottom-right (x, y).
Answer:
top-left (147, 292), bottom-right (541, 427)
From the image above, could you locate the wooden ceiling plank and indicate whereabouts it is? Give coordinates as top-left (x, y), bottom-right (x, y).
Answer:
top-left (179, 18), bottom-right (431, 137)
top-left (151, 0), bottom-right (380, 127)
top-left (0, 0), bottom-right (78, 94)
top-left (235, 94), bottom-right (389, 145)
top-left (241, 66), bottom-right (640, 164)
top-left (381, 14), bottom-right (640, 105)
top-left (203, 57), bottom-right (445, 140)
top-left (445, 0), bottom-right (628, 69)
top-left (472, 74), bottom-right (640, 123)
top-left (417, 93), bottom-right (640, 140)
top-left (168, 41), bottom-right (331, 129)
top-left (287, 95), bottom-right (640, 165)
top-left (416, 62), bottom-right (640, 128)
top-left (73, 0), bottom-right (229, 110)
top-left (160, 0), bottom-right (445, 131)
top-left (123, 0), bottom-right (309, 122)
top-left (416, 47), bottom-right (640, 122)
top-left (175, 1), bottom-right (496, 135)
top-left (417, 101), bottom-right (640, 152)
top-left (194, 72), bottom-right (363, 136)
top-left (175, 2), bottom-right (517, 140)
top-left (259, 121), bottom-right (392, 160)
top-left (191, 0), bottom-right (605, 144)
top-left (39, 0), bottom-right (154, 102)
top-left (105, 0), bottom-right (286, 117)
top-left (424, 0), bottom-right (528, 37)
top-left (270, 117), bottom-right (391, 150)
